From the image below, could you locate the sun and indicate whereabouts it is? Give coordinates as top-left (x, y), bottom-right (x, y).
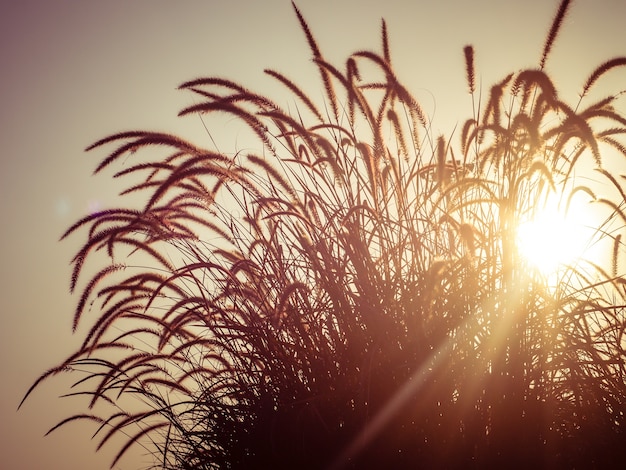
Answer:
top-left (515, 193), bottom-right (594, 276)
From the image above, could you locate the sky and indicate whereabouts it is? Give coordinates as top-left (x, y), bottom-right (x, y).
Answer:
top-left (1, 1), bottom-right (625, 469)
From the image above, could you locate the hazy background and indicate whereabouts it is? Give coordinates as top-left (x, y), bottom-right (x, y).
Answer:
top-left (2, 1), bottom-right (625, 468)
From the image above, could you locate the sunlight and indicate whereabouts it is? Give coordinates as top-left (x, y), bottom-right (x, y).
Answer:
top-left (516, 193), bottom-right (593, 276)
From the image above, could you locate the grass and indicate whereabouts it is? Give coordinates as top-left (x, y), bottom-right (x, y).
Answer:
top-left (21, 0), bottom-right (626, 468)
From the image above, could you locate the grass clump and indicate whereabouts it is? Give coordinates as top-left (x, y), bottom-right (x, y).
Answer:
top-left (21, 1), bottom-right (626, 468)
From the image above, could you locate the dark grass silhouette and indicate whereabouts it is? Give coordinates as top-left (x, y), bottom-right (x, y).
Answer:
top-left (21, 1), bottom-right (626, 468)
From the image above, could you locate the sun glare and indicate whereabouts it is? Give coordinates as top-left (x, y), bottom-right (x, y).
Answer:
top-left (516, 194), bottom-right (593, 276)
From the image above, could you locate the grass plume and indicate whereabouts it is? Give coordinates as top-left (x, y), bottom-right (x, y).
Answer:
top-left (539, 0), bottom-right (572, 69)
top-left (463, 45), bottom-right (475, 94)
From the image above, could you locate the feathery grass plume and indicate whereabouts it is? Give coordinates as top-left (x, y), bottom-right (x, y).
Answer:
top-left (463, 45), bottom-right (475, 94)
top-left (514, 69), bottom-right (558, 110)
top-left (291, 1), bottom-right (338, 121)
top-left (460, 118), bottom-right (477, 156)
top-left (436, 134), bottom-right (447, 187)
top-left (596, 168), bottom-right (626, 207)
top-left (600, 134), bottom-right (626, 159)
top-left (482, 72), bottom-right (513, 127)
top-left (386, 108), bottom-right (409, 159)
top-left (21, 1), bottom-right (626, 469)
top-left (381, 19), bottom-right (390, 64)
top-left (612, 233), bottom-right (622, 277)
top-left (264, 69), bottom-right (324, 122)
top-left (580, 57), bottom-right (626, 97)
top-left (539, 0), bottom-right (572, 69)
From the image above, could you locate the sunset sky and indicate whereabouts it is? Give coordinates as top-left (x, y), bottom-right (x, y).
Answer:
top-left (2, 1), bottom-right (625, 468)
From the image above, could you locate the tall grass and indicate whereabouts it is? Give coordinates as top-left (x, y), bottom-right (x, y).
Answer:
top-left (21, 1), bottom-right (626, 468)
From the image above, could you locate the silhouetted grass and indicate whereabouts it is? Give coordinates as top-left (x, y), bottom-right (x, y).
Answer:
top-left (21, 1), bottom-right (626, 468)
